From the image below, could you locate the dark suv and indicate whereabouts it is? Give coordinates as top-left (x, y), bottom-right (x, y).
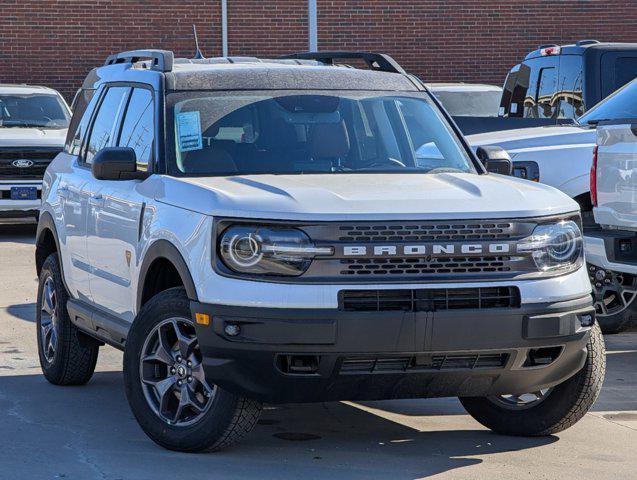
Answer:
top-left (499, 40), bottom-right (637, 122)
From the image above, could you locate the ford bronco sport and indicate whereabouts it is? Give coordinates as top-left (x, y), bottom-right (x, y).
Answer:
top-left (35, 49), bottom-right (605, 452)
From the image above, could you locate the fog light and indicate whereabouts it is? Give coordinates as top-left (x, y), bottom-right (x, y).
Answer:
top-left (580, 313), bottom-right (594, 327)
top-left (224, 323), bottom-right (241, 336)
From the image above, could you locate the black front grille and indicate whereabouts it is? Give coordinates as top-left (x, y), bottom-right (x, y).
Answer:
top-left (0, 147), bottom-right (61, 179)
top-left (338, 222), bottom-right (514, 242)
top-left (340, 352), bottom-right (509, 374)
top-left (340, 256), bottom-right (512, 276)
top-left (339, 287), bottom-right (520, 312)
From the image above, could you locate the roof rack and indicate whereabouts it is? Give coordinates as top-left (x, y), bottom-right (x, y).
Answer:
top-left (104, 49), bottom-right (174, 73)
top-left (279, 51), bottom-right (406, 74)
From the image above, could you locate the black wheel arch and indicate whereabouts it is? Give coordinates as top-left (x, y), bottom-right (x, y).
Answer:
top-left (137, 240), bottom-right (198, 312)
top-left (36, 211), bottom-right (63, 277)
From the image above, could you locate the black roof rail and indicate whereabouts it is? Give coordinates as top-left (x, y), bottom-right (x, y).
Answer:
top-left (576, 39), bottom-right (600, 46)
top-left (104, 49), bottom-right (174, 73)
top-left (279, 51), bottom-right (406, 74)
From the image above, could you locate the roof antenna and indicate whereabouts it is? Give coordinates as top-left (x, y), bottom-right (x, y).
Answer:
top-left (192, 24), bottom-right (205, 59)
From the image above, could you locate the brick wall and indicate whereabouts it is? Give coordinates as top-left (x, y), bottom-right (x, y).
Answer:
top-left (1, 0), bottom-right (636, 101)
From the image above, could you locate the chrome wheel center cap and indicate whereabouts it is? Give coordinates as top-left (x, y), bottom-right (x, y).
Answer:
top-left (176, 365), bottom-right (187, 378)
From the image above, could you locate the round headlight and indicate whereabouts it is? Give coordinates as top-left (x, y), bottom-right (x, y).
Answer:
top-left (518, 220), bottom-right (583, 272)
top-left (219, 225), bottom-right (327, 276)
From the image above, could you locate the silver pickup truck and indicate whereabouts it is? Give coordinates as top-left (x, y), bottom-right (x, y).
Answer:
top-left (587, 121), bottom-right (637, 332)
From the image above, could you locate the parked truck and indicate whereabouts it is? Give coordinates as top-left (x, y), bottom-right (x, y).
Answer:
top-left (587, 119), bottom-right (637, 332)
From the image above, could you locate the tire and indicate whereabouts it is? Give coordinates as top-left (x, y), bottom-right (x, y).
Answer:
top-left (588, 263), bottom-right (637, 334)
top-left (123, 287), bottom-right (262, 452)
top-left (37, 252), bottom-right (99, 385)
top-left (459, 323), bottom-right (605, 436)
top-left (598, 307), bottom-right (636, 335)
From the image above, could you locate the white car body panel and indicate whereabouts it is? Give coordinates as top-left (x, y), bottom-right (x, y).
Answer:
top-left (593, 123), bottom-right (637, 230)
top-left (165, 172), bottom-right (578, 220)
top-left (467, 125), bottom-right (596, 199)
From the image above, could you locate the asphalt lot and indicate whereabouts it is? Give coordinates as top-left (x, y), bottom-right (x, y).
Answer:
top-left (0, 221), bottom-right (635, 480)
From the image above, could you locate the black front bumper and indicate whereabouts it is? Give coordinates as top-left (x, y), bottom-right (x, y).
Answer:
top-left (191, 296), bottom-right (594, 403)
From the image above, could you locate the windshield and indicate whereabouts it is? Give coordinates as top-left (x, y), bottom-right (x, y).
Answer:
top-left (167, 91), bottom-right (475, 176)
top-left (432, 89), bottom-right (502, 117)
top-left (0, 93), bottom-right (70, 129)
top-left (578, 78), bottom-right (637, 125)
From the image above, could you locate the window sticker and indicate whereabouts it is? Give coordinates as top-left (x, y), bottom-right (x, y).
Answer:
top-left (176, 111), bottom-right (203, 152)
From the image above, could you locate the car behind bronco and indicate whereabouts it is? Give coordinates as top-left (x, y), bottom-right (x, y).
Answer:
top-left (0, 84), bottom-right (70, 220)
top-left (35, 50), bottom-right (604, 452)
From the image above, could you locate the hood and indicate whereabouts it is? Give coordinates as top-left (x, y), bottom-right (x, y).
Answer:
top-left (467, 125), bottom-right (595, 154)
top-left (0, 127), bottom-right (67, 147)
top-left (156, 173), bottom-right (579, 221)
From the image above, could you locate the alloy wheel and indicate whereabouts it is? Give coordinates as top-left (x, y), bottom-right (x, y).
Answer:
top-left (40, 276), bottom-right (59, 363)
top-left (488, 388), bottom-right (553, 410)
top-left (589, 263), bottom-right (637, 317)
top-left (139, 318), bottom-right (216, 427)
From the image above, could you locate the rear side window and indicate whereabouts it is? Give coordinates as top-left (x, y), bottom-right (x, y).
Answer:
top-left (614, 57), bottom-right (637, 91)
top-left (84, 86), bottom-right (130, 164)
top-left (557, 55), bottom-right (584, 119)
top-left (118, 88), bottom-right (154, 170)
top-left (500, 56), bottom-right (559, 119)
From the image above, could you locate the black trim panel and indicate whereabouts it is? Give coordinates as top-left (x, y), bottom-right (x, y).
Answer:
top-left (136, 239), bottom-right (198, 311)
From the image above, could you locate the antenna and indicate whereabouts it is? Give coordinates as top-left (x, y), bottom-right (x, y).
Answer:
top-left (192, 24), bottom-right (205, 59)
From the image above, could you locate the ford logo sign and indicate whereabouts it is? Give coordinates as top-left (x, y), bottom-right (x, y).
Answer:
top-left (11, 160), bottom-right (34, 168)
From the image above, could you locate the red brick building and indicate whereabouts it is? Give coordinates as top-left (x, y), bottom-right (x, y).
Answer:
top-left (1, 1), bottom-right (636, 100)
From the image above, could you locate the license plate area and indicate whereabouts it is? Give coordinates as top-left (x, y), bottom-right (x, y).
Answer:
top-left (10, 186), bottom-right (38, 200)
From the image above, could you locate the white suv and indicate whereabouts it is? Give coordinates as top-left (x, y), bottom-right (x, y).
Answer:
top-left (0, 84), bottom-right (70, 220)
top-left (35, 49), bottom-right (604, 452)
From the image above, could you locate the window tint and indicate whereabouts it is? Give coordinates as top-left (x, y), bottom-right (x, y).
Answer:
top-left (84, 87), bottom-right (130, 164)
top-left (118, 88), bottom-right (154, 169)
top-left (500, 64), bottom-right (531, 117)
top-left (64, 89), bottom-right (95, 153)
top-left (615, 57), bottom-right (637, 91)
top-left (67, 90), bottom-right (101, 156)
top-left (557, 55), bottom-right (584, 119)
top-left (528, 64), bottom-right (557, 119)
top-left (579, 78), bottom-right (637, 124)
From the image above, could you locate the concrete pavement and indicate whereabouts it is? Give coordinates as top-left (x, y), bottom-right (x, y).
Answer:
top-left (0, 222), bottom-right (635, 480)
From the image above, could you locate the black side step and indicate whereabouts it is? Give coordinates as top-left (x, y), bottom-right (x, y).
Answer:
top-left (66, 299), bottom-right (130, 350)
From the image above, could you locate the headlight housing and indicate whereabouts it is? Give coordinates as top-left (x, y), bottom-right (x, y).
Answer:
top-left (518, 220), bottom-right (583, 273)
top-left (219, 225), bottom-right (332, 277)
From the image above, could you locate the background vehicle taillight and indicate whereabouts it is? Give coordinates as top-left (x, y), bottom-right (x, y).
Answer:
top-left (590, 146), bottom-right (598, 207)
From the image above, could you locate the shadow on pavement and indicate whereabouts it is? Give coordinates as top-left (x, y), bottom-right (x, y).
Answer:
top-left (5, 303), bottom-right (36, 323)
top-left (0, 371), bottom-right (558, 479)
top-left (0, 221), bottom-right (36, 244)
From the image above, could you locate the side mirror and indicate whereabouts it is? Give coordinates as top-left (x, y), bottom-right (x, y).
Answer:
top-left (92, 147), bottom-right (148, 181)
top-left (476, 146), bottom-right (513, 175)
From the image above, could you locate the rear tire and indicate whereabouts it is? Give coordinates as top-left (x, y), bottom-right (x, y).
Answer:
top-left (37, 253), bottom-right (99, 385)
top-left (460, 323), bottom-right (605, 436)
top-left (123, 287), bottom-right (262, 452)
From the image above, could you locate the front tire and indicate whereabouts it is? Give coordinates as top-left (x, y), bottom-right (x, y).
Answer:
top-left (123, 287), bottom-right (262, 452)
top-left (589, 263), bottom-right (637, 334)
top-left (37, 253), bottom-right (99, 385)
top-left (460, 323), bottom-right (605, 436)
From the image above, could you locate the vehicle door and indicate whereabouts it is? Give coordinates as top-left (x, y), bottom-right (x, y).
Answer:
top-left (54, 88), bottom-right (100, 299)
top-left (80, 85), bottom-right (132, 304)
top-left (86, 86), bottom-right (155, 321)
